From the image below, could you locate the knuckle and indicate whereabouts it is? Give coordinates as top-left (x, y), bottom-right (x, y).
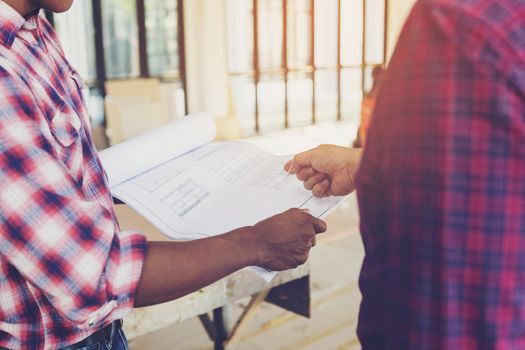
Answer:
top-left (290, 208), bottom-right (302, 215)
top-left (300, 213), bottom-right (312, 224)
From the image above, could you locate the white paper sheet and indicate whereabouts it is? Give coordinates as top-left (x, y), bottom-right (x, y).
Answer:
top-left (100, 113), bottom-right (347, 282)
top-left (110, 141), bottom-right (345, 239)
top-left (99, 112), bottom-right (216, 188)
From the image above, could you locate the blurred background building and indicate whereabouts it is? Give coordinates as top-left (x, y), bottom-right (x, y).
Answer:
top-left (49, 0), bottom-right (415, 148)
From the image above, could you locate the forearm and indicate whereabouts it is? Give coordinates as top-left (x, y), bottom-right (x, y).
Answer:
top-left (134, 226), bottom-right (259, 307)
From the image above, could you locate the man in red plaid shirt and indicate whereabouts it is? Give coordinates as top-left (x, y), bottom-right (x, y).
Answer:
top-left (288, 0), bottom-right (525, 348)
top-left (0, 1), bottom-right (326, 349)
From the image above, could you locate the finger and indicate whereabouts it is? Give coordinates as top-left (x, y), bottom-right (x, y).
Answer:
top-left (293, 149), bottom-right (316, 168)
top-left (284, 159), bottom-right (293, 172)
top-left (312, 179), bottom-right (330, 198)
top-left (304, 172), bottom-right (327, 190)
top-left (297, 167), bottom-right (316, 181)
top-left (287, 149), bottom-right (316, 174)
top-left (286, 159), bottom-right (301, 174)
top-left (312, 217), bottom-right (327, 234)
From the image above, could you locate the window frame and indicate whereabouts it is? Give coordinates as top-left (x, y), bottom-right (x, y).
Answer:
top-left (228, 0), bottom-right (389, 134)
top-left (48, 0), bottom-right (188, 127)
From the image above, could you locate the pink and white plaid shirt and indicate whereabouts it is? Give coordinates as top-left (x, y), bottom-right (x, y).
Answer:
top-left (0, 2), bottom-right (146, 349)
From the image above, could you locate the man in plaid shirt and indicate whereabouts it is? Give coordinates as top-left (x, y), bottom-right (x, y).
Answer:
top-left (0, 1), bottom-right (327, 349)
top-left (287, 0), bottom-right (525, 348)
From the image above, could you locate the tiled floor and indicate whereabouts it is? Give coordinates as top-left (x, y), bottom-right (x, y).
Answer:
top-left (126, 121), bottom-right (365, 349)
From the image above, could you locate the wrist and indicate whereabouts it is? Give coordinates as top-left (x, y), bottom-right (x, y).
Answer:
top-left (345, 148), bottom-right (362, 187)
top-left (227, 226), bottom-right (264, 267)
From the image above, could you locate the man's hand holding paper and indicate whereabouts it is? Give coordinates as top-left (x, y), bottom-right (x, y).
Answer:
top-left (285, 145), bottom-right (362, 198)
top-left (251, 208), bottom-right (326, 271)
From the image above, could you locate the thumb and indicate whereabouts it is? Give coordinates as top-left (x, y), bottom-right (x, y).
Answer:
top-left (287, 149), bottom-right (316, 174)
top-left (312, 217), bottom-right (327, 234)
top-left (284, 159), bottom-right (293, 172)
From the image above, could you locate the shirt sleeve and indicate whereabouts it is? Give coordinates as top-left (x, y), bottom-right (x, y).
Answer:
top-left (0, 67), bottom-right (147, 330)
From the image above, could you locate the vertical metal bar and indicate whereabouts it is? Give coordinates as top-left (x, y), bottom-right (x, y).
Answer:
top-left (336, 0), bottom-right (342, 121)
top-left (92, 0), bottom-right (107, 102)
top-left (177, 0), bottom-right (188, 115)
top-left (92, 0), bottom-right (107, 86)
top-left (361, 0), bottom-right (366, 94)
top-left (383, 0), bottom-right (388, 65)
top-left (253, 0), bottom-right (260, 133)
top-left (136, 0), bottom-right (149, 77)
top-left (92, 0), bottom-right (109, 146)
top-left (283, 0), bottom-right (289, 128)
top-left (310, 0), bottom-right (316, 124)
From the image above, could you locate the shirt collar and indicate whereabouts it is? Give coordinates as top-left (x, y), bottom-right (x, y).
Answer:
top-left (0, 1), bottom-right (39, 48)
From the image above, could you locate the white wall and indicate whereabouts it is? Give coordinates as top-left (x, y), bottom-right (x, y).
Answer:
top-left (386, 0), bottom-right (417, 60)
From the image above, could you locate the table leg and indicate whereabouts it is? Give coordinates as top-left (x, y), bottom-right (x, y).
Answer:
top-left (225, 289), bottom-right (270, 348)
top-left (213, 308), bottom-right (227, 350)
top-left (198, 314), bottom-right (218, 341)
top-left (205, 279), bottom-right (308, 349)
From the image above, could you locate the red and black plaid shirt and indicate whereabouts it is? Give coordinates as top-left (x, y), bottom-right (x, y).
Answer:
top-left (356, 0), bottom-right (525, 349)
top-left (0, 2), bottom-right (146, 349)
